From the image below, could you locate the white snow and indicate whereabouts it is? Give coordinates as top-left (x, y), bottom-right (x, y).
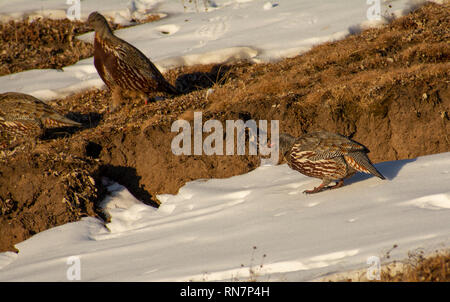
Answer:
top-left (0, 0), bottom-right (430, 100)
top-left (0, 0), bottom-right (449, 282)
top-left (0, 153), bottom-right (449, 281)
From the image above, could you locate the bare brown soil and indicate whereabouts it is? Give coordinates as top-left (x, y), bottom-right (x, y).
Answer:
top-left (0, 150), bottom-right (104, 252)
top-left (0, 2), bottom-right (449, 254)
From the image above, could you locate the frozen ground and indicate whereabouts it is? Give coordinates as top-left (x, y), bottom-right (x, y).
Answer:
top-left (0, 152), bottom-right (449, 281)
top-left (0, 0), bottom-right (431, 100)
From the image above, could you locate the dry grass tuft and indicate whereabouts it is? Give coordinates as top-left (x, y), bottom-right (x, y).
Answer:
top-left (0, 18), bottom-right (93, 75)
top-left (0, 15), bottom-right (160, 76)
top-left (381, 250), bottom-right (450, 282)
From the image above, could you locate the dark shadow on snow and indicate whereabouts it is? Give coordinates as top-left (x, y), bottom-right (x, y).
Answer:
top-left (100, 164), bottom-right (159, 208)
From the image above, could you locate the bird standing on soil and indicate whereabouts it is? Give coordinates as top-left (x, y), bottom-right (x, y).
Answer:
top-left (0, 92), bottom-right (81, 145)
top-left (87, 11), bottom-right (179, 112)
top-left (278, 131), bottom-right (385, 194)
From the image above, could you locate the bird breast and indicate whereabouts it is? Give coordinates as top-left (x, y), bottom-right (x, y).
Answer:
top-left (288, 150), bottom-right (349, 180)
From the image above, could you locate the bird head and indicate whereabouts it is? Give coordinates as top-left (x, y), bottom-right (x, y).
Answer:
top-left (278, 133), bottom-right (296, 161)
top-left (87, 12), bottom-right (112, 36)
top-left (268, 133), bottom-right (296, 164)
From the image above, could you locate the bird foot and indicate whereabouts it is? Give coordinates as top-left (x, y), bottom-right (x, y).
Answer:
top-left (303, 180), bottom-right (344, 194)
top-left (303, 184), bottom-right (326, 194)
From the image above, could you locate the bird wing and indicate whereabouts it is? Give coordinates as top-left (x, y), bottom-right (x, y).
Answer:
top-left (344, 152), bottom-right (385, 179)
top-left (113, 37), bottom-right (167, 84)
top-left (0, 93), bottom-right (42, 123)
top-left (293, 132), bottom-right (368, 161)
top-left (0, 93), bottom-right (80, 127)
top-left (36, 102), bottom-right (81, 127)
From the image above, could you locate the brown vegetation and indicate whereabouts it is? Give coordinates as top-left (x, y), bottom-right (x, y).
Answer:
top-left (0, 15), bottom-right (160, 76)
top-left (319, 248), bottom-right (450, 282)
top-left (381, 250), bottom-right (449, 281)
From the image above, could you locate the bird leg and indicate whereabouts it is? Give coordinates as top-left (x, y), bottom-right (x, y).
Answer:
top-left (142, 93), bottom-right (153, 105)
top-left (110, 87), bottom-right (123, 112)
top-left (145, 95), bottom-right (162, 104)
top-left (303, 178), bottom-right (345, 194)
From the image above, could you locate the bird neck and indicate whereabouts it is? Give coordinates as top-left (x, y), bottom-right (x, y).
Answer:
top-left (278, 133), bottom-right (296, 159)
top-left (279, 133), bottom-right (295, 146)
top-left (96, 23), bottom-right (114, 39)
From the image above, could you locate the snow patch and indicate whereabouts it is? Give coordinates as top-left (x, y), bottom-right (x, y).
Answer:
top-left (0, 252), bottom-right (18, 270)
top-left (1, 153), bottom-right (450, 281)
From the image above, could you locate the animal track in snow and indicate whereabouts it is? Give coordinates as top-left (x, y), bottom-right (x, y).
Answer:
top-left (195, 16), bottom-right (229, 40)
top-left (280, 14), bottom-right (318, 29)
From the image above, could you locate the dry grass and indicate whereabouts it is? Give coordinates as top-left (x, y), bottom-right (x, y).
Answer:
top-left (381, 250), bottom-right (450, 282)
top-left (316, 248), bottom-right (449, 282)
top-left (208, 1), bottom-right (450, 118)
top-left (234, 246), bottom-right (269, 282)
top-left (0, 18), bottom-right (93, 75)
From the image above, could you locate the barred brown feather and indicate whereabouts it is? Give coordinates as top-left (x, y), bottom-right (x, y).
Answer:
top-left (0, 92), bottom-right (81, 144)
top-left (278, 131), bottom-right (385, 194)
top-left (87, 12), bottom-right (179, 111)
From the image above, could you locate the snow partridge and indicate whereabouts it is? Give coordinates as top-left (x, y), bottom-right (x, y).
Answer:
top-left (278, 131), bottom-right (385, 193)
top-left (0, 92), bottom-right (81, 144)
top-left (87, 11), bottom-right (179, 111)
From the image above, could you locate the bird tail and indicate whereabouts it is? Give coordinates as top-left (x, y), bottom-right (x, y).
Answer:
top-left (44, 115), bottom-right (82, 128)
top-left (161, 80), bottom-right (181, 95)
top-left (346, 152), bottom-right (385, 179)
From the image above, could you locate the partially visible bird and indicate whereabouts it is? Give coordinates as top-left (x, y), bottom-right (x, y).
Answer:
top-left (278, 131), bottom-right (385, 194)
top-left (0, 92), bottom-right (81, 145)
top-left (87, 11), bottom-right (179, 111)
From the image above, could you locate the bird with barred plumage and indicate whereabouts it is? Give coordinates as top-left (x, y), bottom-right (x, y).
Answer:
top-left (0, 92), bottom-right (81, 147)
top-left (87, 11), bottom-right (179, 112)
top-left (277, 131), bottom-right (385, 194)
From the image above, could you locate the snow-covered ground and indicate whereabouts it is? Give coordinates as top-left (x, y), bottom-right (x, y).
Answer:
top-left (0, 0), bottom-right (429, 100)
top-left (0, 0), bottom-right (449, 282)
top-left (0, 153), bottom-right (449, 281)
